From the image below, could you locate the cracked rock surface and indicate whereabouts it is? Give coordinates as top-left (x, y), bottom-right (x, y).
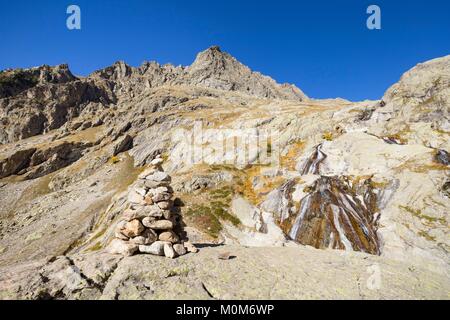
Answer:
top-left (0, 246), bottom-right (448, 300)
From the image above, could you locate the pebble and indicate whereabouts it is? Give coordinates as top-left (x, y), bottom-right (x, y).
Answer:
top-left (184, 241), bottom-right (199, 253)
top-left (218, 252), bottom-right (233, 260)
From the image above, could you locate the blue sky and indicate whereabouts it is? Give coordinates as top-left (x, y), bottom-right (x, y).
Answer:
top-left (0, 0), bottom-right (449, 101)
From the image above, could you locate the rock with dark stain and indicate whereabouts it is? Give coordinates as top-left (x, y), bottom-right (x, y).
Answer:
top-left (435, 149), bottom-right (450, 165)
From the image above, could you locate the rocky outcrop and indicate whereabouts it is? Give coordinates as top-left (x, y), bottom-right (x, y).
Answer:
top-left (0, 140), bottom-right (92, 179)
top-left (369, 55), bottom-right (450, 150)
top-left (0, 78), bottom-right (115, 144)
top-left (0, 64), bottom-right (77, 99)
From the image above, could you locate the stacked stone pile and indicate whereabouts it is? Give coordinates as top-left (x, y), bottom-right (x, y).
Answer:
top-left (108, 156), bottom-right (198, 258)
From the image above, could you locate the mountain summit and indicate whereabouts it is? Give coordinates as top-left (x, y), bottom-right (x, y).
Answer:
top-left (186, 46), bottom-right (308, 100)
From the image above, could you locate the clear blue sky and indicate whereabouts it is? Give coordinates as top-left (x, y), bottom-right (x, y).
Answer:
top-left (0, 0), bottom-right (449, 101)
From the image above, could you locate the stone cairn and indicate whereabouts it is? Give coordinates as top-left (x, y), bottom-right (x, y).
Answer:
top-left (109, 156), bottom-right (198, 258)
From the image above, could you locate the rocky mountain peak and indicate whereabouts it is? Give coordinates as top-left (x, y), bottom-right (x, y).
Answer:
top-left (185, 46), bottom-right (308, 100)
top-left (188, 45), bottom-right (234, 74)
top-left (84, 46), bottom-right (308, 101)
top-left (0, 64), bottom-right (77, 99)
top-left (92, 61), bottom-right (133, 81)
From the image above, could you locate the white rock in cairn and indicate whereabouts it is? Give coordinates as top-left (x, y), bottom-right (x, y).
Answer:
top-left (109, 158), bottom-right (197, 258)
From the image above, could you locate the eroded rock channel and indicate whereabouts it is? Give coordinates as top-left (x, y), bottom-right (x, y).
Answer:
top-left (281, 144), bottom-right (382, 255)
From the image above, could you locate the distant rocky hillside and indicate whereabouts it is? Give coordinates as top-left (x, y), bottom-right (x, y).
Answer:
top-left (0, 46), bottom-right (306, 145)
top-left (0, 48), bottom-right (448, 300)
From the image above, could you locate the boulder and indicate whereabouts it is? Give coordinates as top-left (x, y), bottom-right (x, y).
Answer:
top-left (157, 201), bottom-right (172, 210)
top-left (144, 219), bottom-right (173, 230)
top-left (158, 231), bottom-right (179, 243)
top-left (151, 158), bottom-right (164, 166)
top-left (121, 219), bottom-right (145, 238)
top-left (112, 134), bottom-right (133, 156)
top-left (138, 167), bottom-right (156, 179)
top-left (146, 171), bottom-right (171, 182)
top-left (173, 243), bottom-right (187, 256)
top-left (122, 208), bottom-right (147, 222)
top-left (163, 243), bottom-right (177, 259)
top-left (134, 187), bottom-right (147, 197)
top-left (144, 179), bottom-right (170, 189)
top-left (127, 190), bottom-right (145, 205)
top-left (108, 239), bottom-right (138, 256)
top-left (139, 241), bottom-right (165, 256)
top-left (152, 192), bottom-right (172, 203)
